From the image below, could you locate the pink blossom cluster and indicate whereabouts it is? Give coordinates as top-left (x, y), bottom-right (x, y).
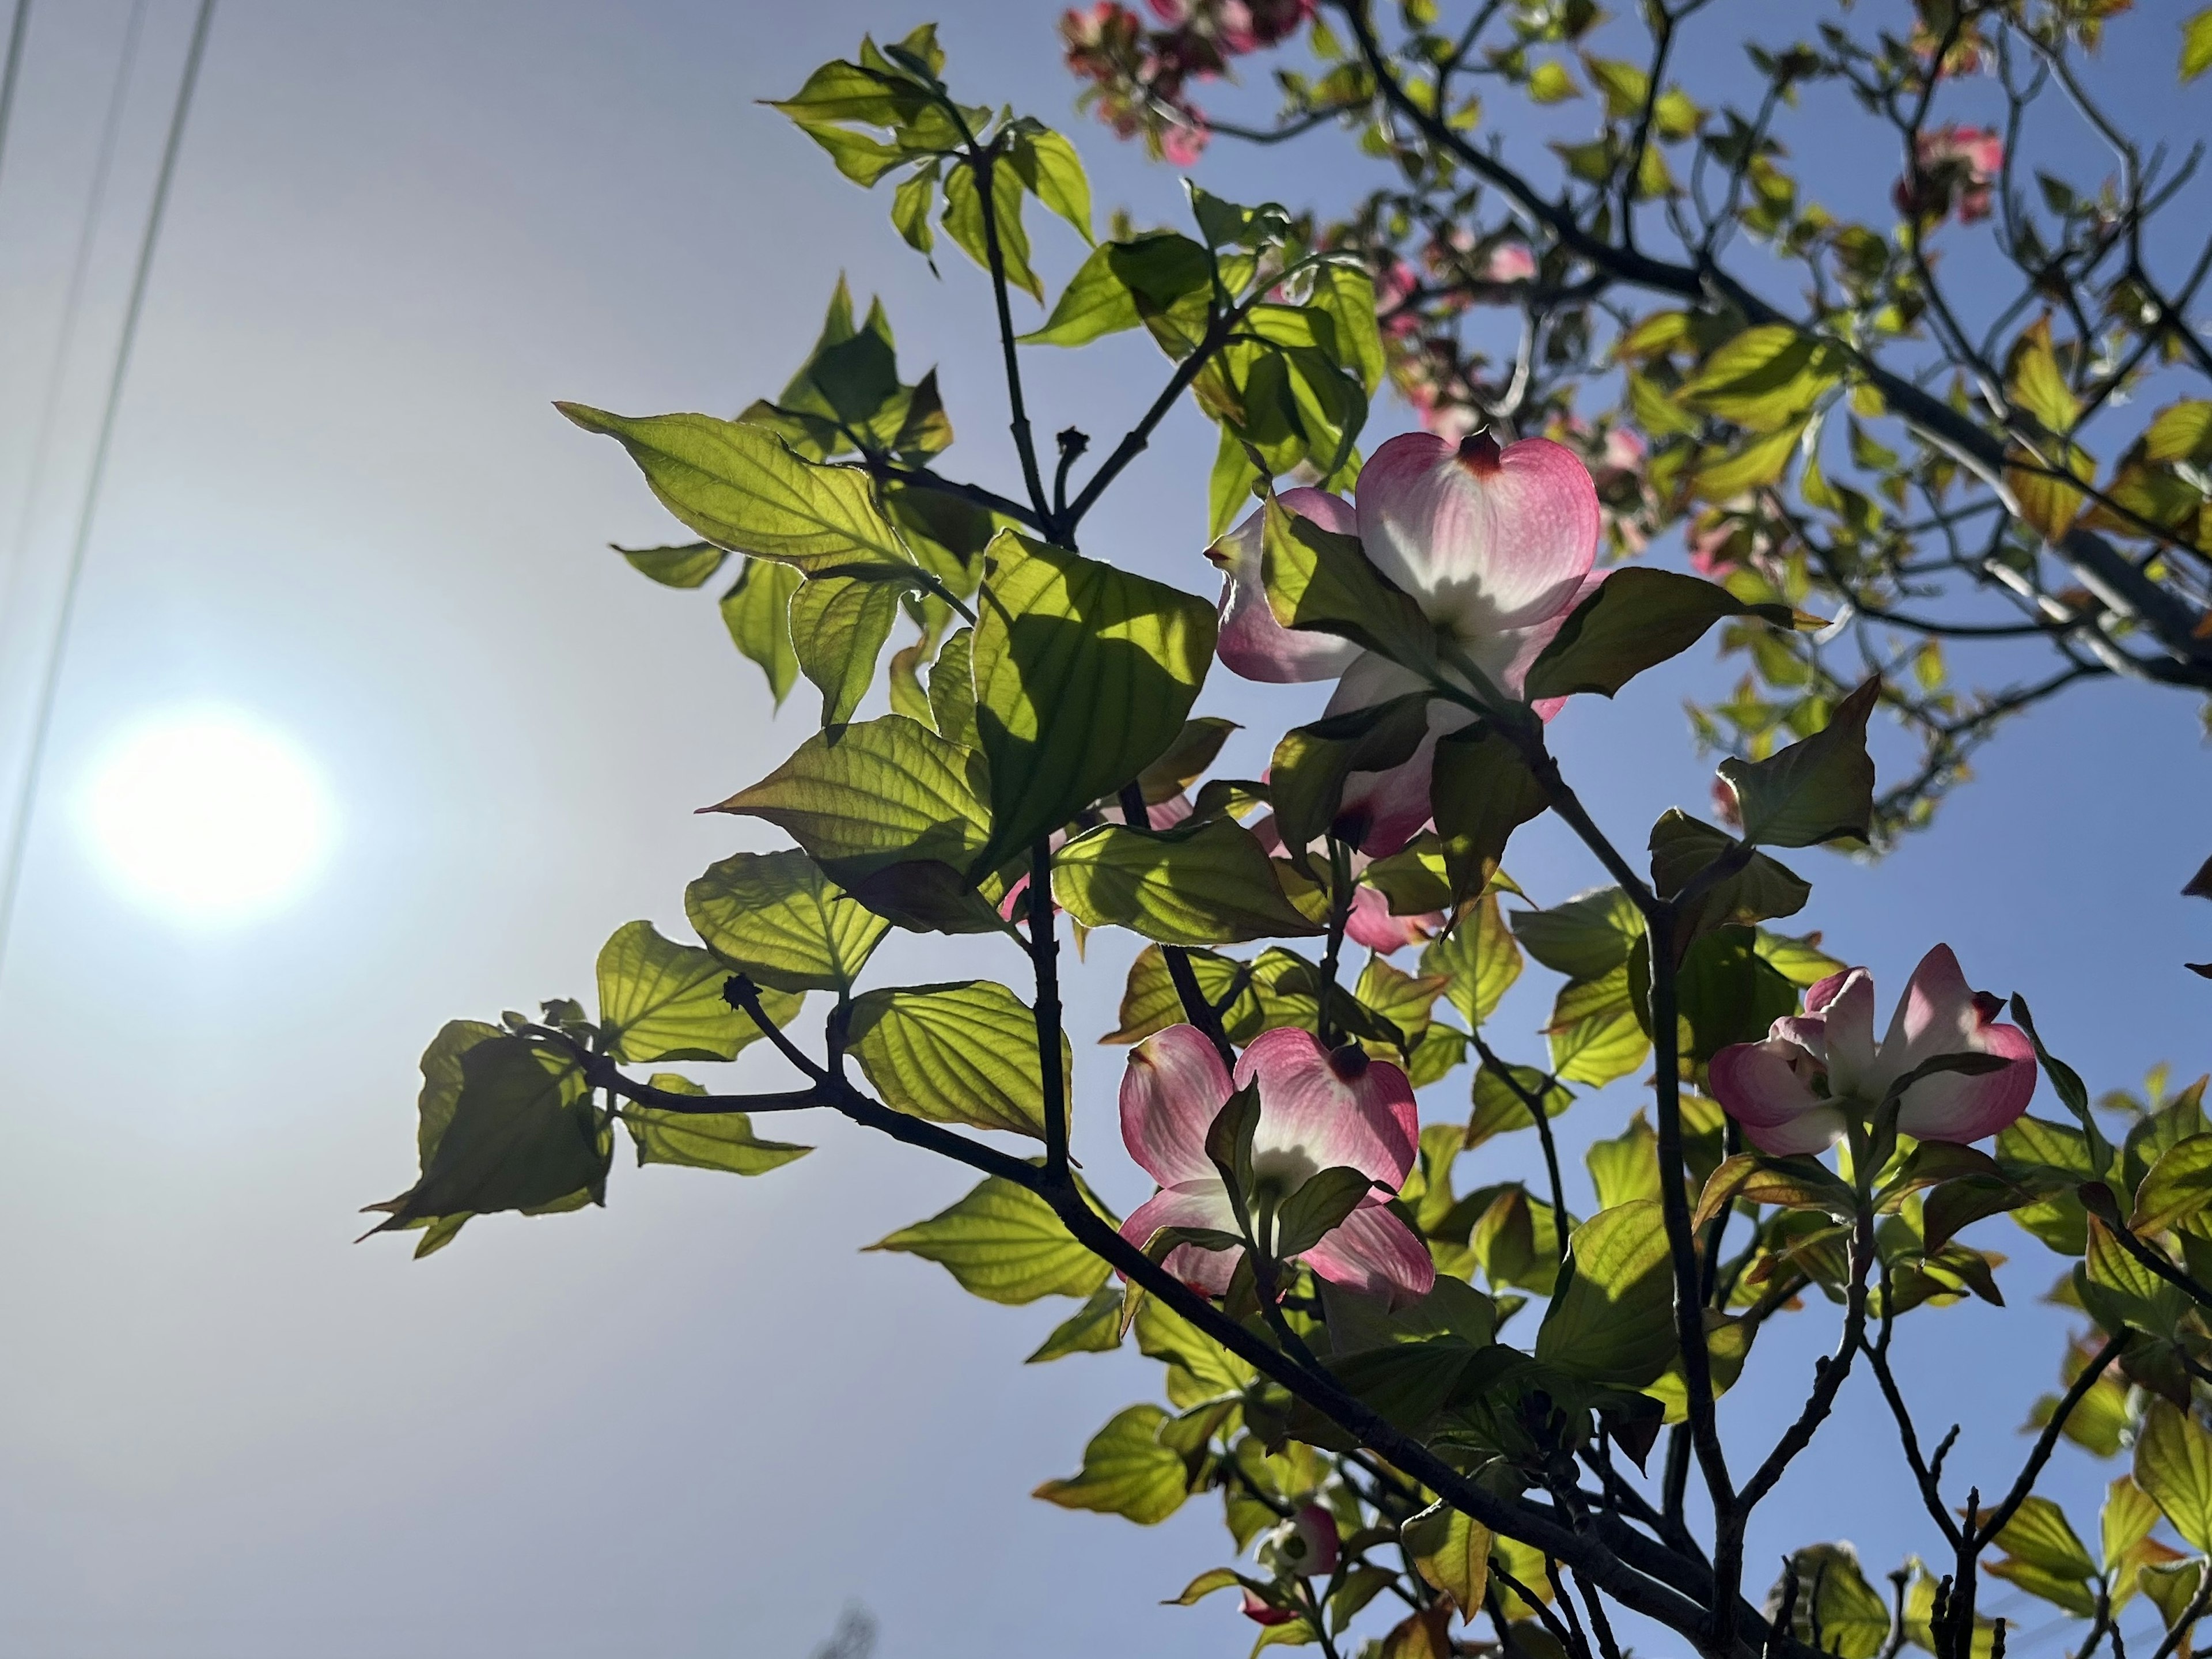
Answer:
top-left (1060, 0), bottom-right (1315, 162)
top-left (1893, 123), bottom-right (2003, 226)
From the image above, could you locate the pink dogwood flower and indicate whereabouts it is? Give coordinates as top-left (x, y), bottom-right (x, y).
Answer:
top-left (1708, 945), bottom-right (2036, 1157)
top-left (1895, 124), bottom-right (2003, 225)
top-left (1118, 1024), bottom-right (1434, 1304)
top-left (1206, 432), bottom-right (1604, 854)
top-left (1260, 1505), bottom-right (1340, 1578)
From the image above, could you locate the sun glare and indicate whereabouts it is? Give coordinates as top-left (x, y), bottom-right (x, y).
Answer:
top-left (79, 708), bottom-right (336, 923)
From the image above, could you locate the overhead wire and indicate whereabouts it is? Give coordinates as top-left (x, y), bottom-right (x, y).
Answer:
top-left (4, 0), bottom-right (151, 600)
top-left (0, 0), bottom-right (218, 971)
top-left (0, 0), bottom-right (31, 189)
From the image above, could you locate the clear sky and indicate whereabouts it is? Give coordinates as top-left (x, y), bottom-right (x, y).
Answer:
top-left (0, 3), bottom-right (2206, 1657)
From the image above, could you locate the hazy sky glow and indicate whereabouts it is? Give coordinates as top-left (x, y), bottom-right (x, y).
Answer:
top-left (0, 5), bottom-right (2206, 1658)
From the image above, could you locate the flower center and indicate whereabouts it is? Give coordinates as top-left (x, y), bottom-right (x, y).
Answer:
top-left (1456, 430), bottom-right (1503, 475)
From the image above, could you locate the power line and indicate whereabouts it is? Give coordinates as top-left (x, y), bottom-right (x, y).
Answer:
top-left (0, 0), bottom-right (217, 971)
top-left (0, 0), bottom-right (30, 190)
top-left (4, 1), bottom-right (151, 598)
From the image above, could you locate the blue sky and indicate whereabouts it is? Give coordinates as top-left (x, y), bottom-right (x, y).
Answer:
top-left (0, 3), bottom-right (2206, 1656)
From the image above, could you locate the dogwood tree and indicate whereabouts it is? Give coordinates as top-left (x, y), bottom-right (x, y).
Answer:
top-left (369, 13), bottom-right (2212, 1659)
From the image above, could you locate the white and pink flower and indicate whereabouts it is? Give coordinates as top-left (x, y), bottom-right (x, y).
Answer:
top-left (1708, 945), bottom-right (2036, 1157)
top-left (1205, 432), bottom-right (1604, 855)
top-left (1119, 1024), bottom-right (1434, 1304)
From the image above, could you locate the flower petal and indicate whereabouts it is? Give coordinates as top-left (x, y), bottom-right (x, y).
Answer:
top-left (1895, 1012), bottom-right (2037, 1145)
top-left (1294, 1198), bottom-right (1435, 1306)
top-left (1877, 945), bottom-right (1987, 1079)
top-left (1119, 1182), bottom-right (1240, 1296)
top-left (1709, 1036), bottom-right (1849, 1156)
top-left (1236, 1025), bottom-right (1419, 1186)
top-left (1345, 884), bottom-right (1442, 955)
top-left (1354, 431), bottom-right (1600, 639)
top-left (1815, 969), bottom-right (1880, 1099)
top-left (1121, 1025), bottom-right (1233, 1187)
top-left (1211, 487), bottom-right (1364, 683)
top-left (1320, 653), bottom-right (1475, 855)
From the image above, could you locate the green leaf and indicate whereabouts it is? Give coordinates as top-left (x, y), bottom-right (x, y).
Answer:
top-left (1691, 1152), bottom-right (1857, 1231)
top-left (847, 980), bottom-right (1068, 1138)
top-left (869, 1174), bottom-right (1108, 1303)
top-left (1269, 694), bottom-right (1432, 869)
top-left (2133, 1133), bottom-right (2212, 1235)
top-left (621, 1074), bottom-right (812, 1175)
top-left (1465, 1062), bottom-right (1572, 1146)
top-left (1673, 926), bottom-right (1800, 1062)
top-left (1105, 944), bottom-right (1262, 1046)
top-left (1032, 1403), bottom-right (1190, 1524)
top-left (970, 531), bottom-right (1215, 871)
top-left (1420, 889), bottom-right (1522, 1027)
top-left (926, 623), bottom-right (978, 746)
top-left (1545, 965), bottom-right (1650, 1086)
top-left (1511, 886), bottom-right (1642, 980)
top-left (891, 160), bottom-right (938, 252)
top-left (2186, 9), bottom-right (2212, 81)
top-left (1262, 495), bottom-right (1438, 673)
top-left (684, 849), bottom-right (888, 994)
top-left (1053, 816), bottom-right (1324, 945)
top-left (1274, 1166), bottom-right (1378, 1257)
top-left (1023, 233), bottom-right (1212, 348)
top-left (1988, 1495), bottom-right (2097, 1581)
top-left (616, 540), bottom-right (727, 588)
top-left (365, 1032), bottom-right (605, 1240)
top-left (2141, 1560), bottom-right (2211, 1639)
top-left (941, 156), bottom-right (1042, 302)
top-left (1527, 59), bottom-right (1580, 101)
top-left (1676, 325), bottom-right (1844, 433)
top-left (1009, 127), bottom-right (1092, 241)
top-left (710, 713), bottom-right (991, 892)
top-left (1400, 1502), bottom-right (1491, 1626)
top-left (1535, 1200), bottom-right (1676, 1387)
top-left (2137, 1398), bottom-right (2212, 1550)
top-left (1692, 421), bottom-right (1808, 501)
top-left (720, 558), bottom-right (802, 706)
top-left (1027, 1286), bottom-right (1127, 1362)
top-left (1717, 678), bottom-right (1879, 847)
top-left (597, 921), bottom-right (797, 1063)
top-left (1136, 716), bottom-right (1238, 805)
top-left (789, 573), bottom-right (909, 726)
top-left (1648, 811), bottom-right (1810, 943)
top-left (1586, 1112), bottom-right (1661, 1209)
top-left (1774, 1546), bottom-right (1891, 1659)
top-left (1430, 724), bottom-right (1549, 902)
top-left (558, 406), bottom-right (918, 576)
top-left (1522, 567), bottom-right (1793, 703)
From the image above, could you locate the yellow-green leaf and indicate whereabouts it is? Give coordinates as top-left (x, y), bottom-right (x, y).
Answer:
top-left (597, 920), bottom-right (799, 1063)
top-left (621, 1074), bottom-right (811, 1176)
top-left (848, 979), bottom-right (1068, 1137)
top-left (1032, 1403), bottom-right (1190, 1524)
top-left (684, 849), bottom-right (889, 994)
top-left (870, 1173), bottom-right (1108, 1304)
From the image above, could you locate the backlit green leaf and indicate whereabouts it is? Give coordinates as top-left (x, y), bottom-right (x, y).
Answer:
top-left (720, 558), bottom-right (802, 706)
top-left (1009, 127), bottom-right (1092, 240)
top-left (1055, 816), bottom-right (1324, 945)
top-left (971, 532), bottom-right (1215, 870)
top-left (1027, 1286), bottom-right (1126, 1361)
top-left (789, 573), bottom-right (910, 726)
top-left (1400, 1502), bottom-right (1491, 1626)
top-left (941, 156), bottom-right (1042, 301)
top-left (1421, 889), bottom-right (1522, 1027)
top-left (1431, 724), bottom-right (1548, 902)
top-left (1522, 567), bottom-right (1793, 703)
top-left (598, 921), bottom-right (797, 1063)
top-left (559, 406), bottom-right (917, 577)
top-left (621, 1074), bottom-right (812, 1176)
top-left (1033, 1403), bottom-right (1190, 1524)
top-left (1718, 677), bottom-right (1879, 847)
top-left (870, 1173), bottom-right (1108, 1303)
top-left (684, 849), bottom-right (889, 994)
top-left (366, 1032), bottom-right (605, 1242)
top-left (2137, 1398), bottom-right (2212, 1550)
top-left (1512, 886), bottom-right (1642, 980)
top-left (711, 713), bottom-right (991, 893)
top-left (1263, 497), bottom-right (1439, 674)
top-left (2133, 1132), bottom-right (2212, 1235)
top-left (1269, 694), bottom-right (1431, 869)
top-left (616, 540), bottom-right (726, 588)
top-left (1677, 325), bottom-right (1843, 433)
top-left (847, 980), bottom-right (1068, 1137)
top-left (1535, 1200), bottom-right (1676, 1387)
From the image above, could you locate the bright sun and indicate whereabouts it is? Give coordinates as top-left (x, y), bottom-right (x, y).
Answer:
top-left (80, 708), bottom-right (336, 923)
